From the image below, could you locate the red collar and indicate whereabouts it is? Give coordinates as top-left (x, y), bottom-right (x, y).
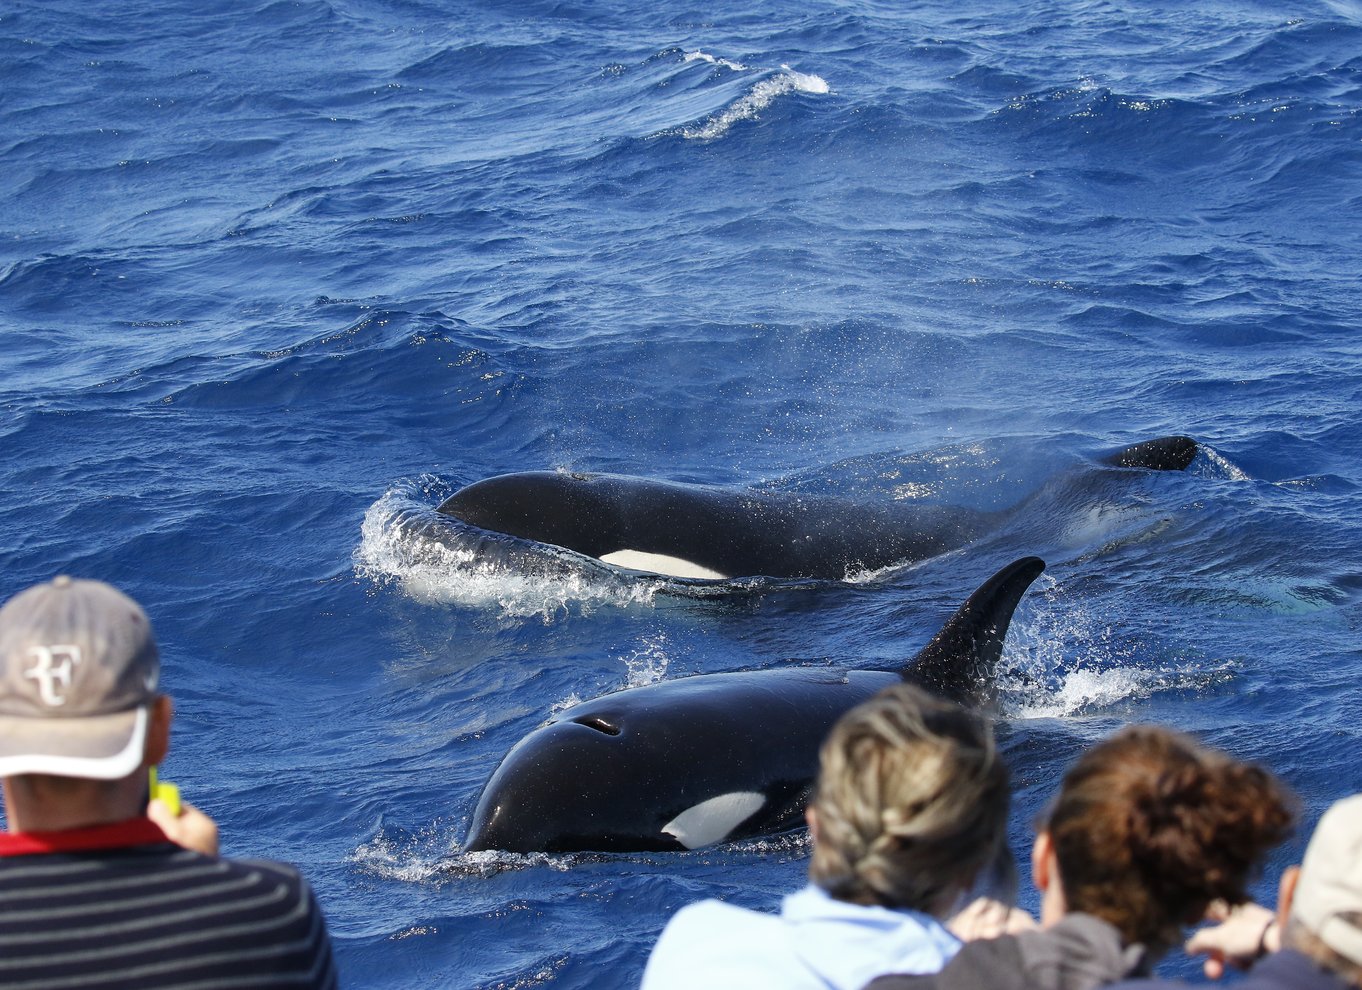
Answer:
top-left (0, 817), bottom-right (171, 857)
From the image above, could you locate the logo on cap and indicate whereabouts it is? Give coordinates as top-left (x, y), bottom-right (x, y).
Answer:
top-left (24, 645), bottom-right (83, 707)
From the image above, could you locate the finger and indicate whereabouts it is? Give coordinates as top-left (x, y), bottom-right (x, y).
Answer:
top-left (1204, 899), bottom-right (1230, 923)
top-left (146, 797), bottom-right (177, 829)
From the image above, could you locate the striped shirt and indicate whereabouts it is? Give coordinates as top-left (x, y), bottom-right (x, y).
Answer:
top-left (0, 818), bottom-right (338, 989)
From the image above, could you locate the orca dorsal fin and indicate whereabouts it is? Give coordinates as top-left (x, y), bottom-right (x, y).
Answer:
top-left (1101, 435), bottom-right (1198, 471)
top-left (904, 556), bottom-right (1045, 706)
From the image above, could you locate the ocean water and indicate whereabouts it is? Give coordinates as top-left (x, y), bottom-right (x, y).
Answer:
top-left (3, 0), bottom-right (1362, 986)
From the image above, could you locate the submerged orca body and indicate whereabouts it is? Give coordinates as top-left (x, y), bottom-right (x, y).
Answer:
top-left (438, 436), bottom-right (1196, 581)
top-left (463, 556), bottom-right (1045, 853)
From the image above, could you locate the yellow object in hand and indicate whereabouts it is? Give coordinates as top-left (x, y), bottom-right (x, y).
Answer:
top-left (148, 767), bottom-right (182, 817)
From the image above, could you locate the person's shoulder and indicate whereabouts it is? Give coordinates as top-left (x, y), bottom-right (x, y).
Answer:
top-left (1013, 912), bottom-right (1138, 987)
top-left (211, 855), bottom-right (328, 916)
top-left (227, 855), bottom-right (308, 883)
top-left (865, 934), bottom-right (1025, 990)
top-left (209, 856), bottom-right (338, 986)
top-left (642, 899), bottom-right (783, 990)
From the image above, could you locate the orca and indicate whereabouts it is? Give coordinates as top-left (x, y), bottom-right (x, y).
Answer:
top-left (438, 436), bottom-right (1196, 581)
top-left (462, 555), bottom-right (1045, 853)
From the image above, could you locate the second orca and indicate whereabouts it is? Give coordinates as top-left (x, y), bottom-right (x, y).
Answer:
top-left (463, 555), bottom-right (1045, 854)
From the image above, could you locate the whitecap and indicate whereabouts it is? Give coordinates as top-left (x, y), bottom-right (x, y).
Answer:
top-left (683, 50), bottom-right (748, 72)
top-left (680, 65), bottom-right (830, 140)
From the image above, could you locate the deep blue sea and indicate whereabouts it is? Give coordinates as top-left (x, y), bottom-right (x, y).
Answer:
top-left (4, 0), bottom-right (1362, 986)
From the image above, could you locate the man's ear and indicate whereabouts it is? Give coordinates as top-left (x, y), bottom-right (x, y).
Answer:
top-left (805, 805), bottom-right (819, 844)
top-left (144, 695), bottom-right (173, 766)
top-left (1032, 830), bottom-right (1070, 928)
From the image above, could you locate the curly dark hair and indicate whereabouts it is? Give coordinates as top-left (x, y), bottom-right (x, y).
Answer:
top-left (1046, 725), bottom-right (1296, 955)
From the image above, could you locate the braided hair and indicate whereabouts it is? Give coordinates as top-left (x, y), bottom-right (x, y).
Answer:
top-left (808, 683), bottom-right (1010, 916)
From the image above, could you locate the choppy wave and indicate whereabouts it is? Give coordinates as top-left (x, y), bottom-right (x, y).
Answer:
top-left (995, 579), bottom-right (1239, 720)
top-left (673, 63), bottom-right (830, 140)
top-left (683, 50), bottom-right (748, 72)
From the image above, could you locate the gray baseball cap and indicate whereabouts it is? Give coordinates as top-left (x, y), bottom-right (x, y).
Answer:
top-left (0, 576), bottom-right (160, 779)
top-left (1295, 793), bottom-right (1362, 967)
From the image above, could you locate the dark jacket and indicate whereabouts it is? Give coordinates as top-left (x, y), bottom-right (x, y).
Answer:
top-left (865, 913), bottom-right (1146, 990)
top-left (1106, 948), bottom-right (1354, 990)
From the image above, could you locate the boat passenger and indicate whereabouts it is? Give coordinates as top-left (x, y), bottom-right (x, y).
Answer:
top-left (0, 576), bottom-right (340, 989)
top-left (1106, 790), bottom-right (1362, 990)
top-left (865, 724), bottom-right (1295, 990)
top-left (641, 682), bottom-right (1011, 990)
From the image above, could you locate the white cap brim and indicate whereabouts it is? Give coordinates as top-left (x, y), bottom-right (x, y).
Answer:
top-left (0, 705), bottom-right (148, 780)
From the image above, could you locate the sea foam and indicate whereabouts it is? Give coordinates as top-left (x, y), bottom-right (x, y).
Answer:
top-left (680, 64), bottom-right (830, 140)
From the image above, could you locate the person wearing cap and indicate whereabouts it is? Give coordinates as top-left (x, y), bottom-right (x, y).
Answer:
top-left (1099, 792), bottom-right (1362, 990)
top-left (0, 576), bottom-right (339, 989)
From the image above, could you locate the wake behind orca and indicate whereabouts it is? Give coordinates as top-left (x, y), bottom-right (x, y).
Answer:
top-left (463, 555), bottom-right (1044, 854)
top-left (438, 436), bottom-right (1195, 581)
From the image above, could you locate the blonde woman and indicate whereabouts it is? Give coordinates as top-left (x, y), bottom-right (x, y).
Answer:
top-left (640, 682), bottom-right (1011, 990)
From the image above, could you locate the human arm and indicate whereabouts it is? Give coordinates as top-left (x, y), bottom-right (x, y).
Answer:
top-left (147, 797), bottom-right (220, 857)
top-left (1184, 900), bottom-right (1278, 980)
top-left (947, 897), bottom-right (1039, 941)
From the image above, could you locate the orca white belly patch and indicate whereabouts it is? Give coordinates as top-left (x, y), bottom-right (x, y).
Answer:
top-left (599, 549), bottom-right (729, 581)
top-left (662, 791), bottom-right (766, 849)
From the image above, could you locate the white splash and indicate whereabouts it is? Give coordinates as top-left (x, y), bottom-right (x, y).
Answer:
top-left (546, 692), bottom-right (585, 722)
top-left (843, 557), bottom-right (922, 585)
top-left (620, 633), bottom-right (672, 688)
top-left (1009, 666), bottom-right (1162, 719)
top-left (353, 485), bottom-right (663, 622)
top-left (681, 65), bottom-right (830, 140)
top-left (351, 820), bottom-right (597, 881)
top-left (684, 50), bottom-right (747, 71)
top-left (1198, 446), bottom-right (1251, 481)
top-left (992, 578), bottom-right (1235, 719)
top-left (351, 824), bottom-right (460, 885)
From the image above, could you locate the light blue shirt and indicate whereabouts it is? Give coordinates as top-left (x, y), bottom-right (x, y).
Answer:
top-left (641, 884), bottom-right (962, 990)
